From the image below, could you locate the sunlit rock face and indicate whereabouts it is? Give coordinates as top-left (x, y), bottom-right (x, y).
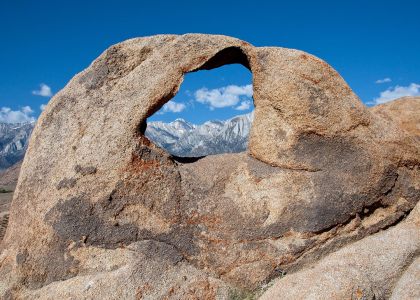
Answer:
top-left (0, 34), bottom-right (418, 299)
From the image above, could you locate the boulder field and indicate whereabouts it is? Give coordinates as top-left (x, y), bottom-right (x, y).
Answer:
top-left (0, 34), bottom-right (419, 299)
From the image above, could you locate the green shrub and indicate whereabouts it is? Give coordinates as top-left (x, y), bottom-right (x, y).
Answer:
top-left (228, 289), bottom-right (256, 300)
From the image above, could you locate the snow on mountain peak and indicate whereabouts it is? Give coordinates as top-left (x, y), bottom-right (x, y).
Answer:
top-left (145, 112), bottom-right (254, 157)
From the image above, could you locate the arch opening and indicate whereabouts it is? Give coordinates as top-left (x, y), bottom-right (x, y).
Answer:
top-left (143, 47), bottom-right (255, 158)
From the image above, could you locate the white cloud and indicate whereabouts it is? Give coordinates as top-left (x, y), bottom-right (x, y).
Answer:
top-left (195, 84), bottom-right (253, 109)
top-left (32, 83), bottom-right (53, 97)
top-left (40, 104), bottom-right (47, 111)
top-left (160, 101), bottom-right (186, 113)
top-left (21, 106), bottom-right (33, 114)
top-left (375, 78), bottom-right (392, 84)
top-left (0, 106), bottom-right (35, 123)
top-left (235, 100), bottom-right (252, 111)
top-left (372, 83), bottom-right (420, 105)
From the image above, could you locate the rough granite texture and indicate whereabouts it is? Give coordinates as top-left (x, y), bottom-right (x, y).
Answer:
top-left (390, 256), bottom-right (420, 300)
top-left (370, 96), bottom-right (420, 139)
top-left (260, 201), bottom-right (420, 299)
top-left (0, 34), bottom-right (419, 299)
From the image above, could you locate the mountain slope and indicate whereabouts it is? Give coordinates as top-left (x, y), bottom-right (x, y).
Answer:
top-left (145, 112), bottom-right (253, 157)
top-left (0, 122), bottom-right (34, 170)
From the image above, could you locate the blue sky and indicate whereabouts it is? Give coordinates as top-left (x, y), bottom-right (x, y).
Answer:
top-left (0, 0), bottom-right (419, 124)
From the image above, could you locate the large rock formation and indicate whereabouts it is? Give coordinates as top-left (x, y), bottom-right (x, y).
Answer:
top-left (260, 200), bottom-right (420, 300)
top-left (369, 96), bottom-right (420, 139)
top-left (0, 34), bottom-right (418, 299)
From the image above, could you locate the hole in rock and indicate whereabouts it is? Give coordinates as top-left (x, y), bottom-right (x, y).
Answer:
top-left (144, 54), bottom-right (254, 158)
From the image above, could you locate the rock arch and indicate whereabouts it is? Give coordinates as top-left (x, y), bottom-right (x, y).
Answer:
top-left (0, 34), bottom-right (418, 298)
top-left (46, 33), bottom-right (372, 170)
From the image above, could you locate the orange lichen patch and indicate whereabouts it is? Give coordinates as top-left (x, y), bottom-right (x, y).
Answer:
top-left (163, 280), bottom-right (218, 300)
top-left (128, 153), bottom-right (160, 172)
top-left (280, 253), bottom-right (299, 265)
top-left (201, 235), bottom-right (230, 246)
top-left (300, 53), bottom-right (331, 69)
top-left (184, 280), bottom-right (218, 300)
top-left (240, 41), bottom-right (251, 47)
top-left (355, 288), bottom-right (364, 299)
top-left (163, 286), bottom-right (177, 299)
top-left (186, 211), bottom-right (223, 227)
top-left (77, 123), bottom-right (87, 137)
top-left (299, 73), bottom-right (321, 85)
top-left (135, 283), bottom-right (153, 300)
top-left (136, 135), bottom-right (164, 150)
top-left (123, 136), bottom-right (170, 173)
top-left (281, 230), bottom-right (296, 238)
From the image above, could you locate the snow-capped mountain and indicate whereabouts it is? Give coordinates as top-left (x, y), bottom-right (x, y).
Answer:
top-left (145, 112), bottom-right (253, 157)
top-left (0, 122), bottom-right (34, 170)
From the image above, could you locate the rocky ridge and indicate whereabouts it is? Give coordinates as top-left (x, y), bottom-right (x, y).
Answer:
top-left (145, 112), bottom-right (253, 157)
top-left (0, 122), bottom-right (33, 171)
top-left (0, 34), bottom-right (418, 299)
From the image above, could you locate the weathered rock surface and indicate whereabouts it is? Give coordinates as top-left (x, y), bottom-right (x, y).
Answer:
top-left (390, 256), bottom-right (420, 300)
top-left (0, 34), bottom-right (419, 299)
top-left (369, 96), bottom-right (420, 138)
top-left (260, 201), bottom-right (420, 300)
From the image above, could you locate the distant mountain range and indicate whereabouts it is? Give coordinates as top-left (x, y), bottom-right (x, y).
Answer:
top-left (0, 112), bottom-right (253, 170)
top-left (0, 122), bottom-right (34, 171)
top-left (145, 112), bottom-right (253, 157)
